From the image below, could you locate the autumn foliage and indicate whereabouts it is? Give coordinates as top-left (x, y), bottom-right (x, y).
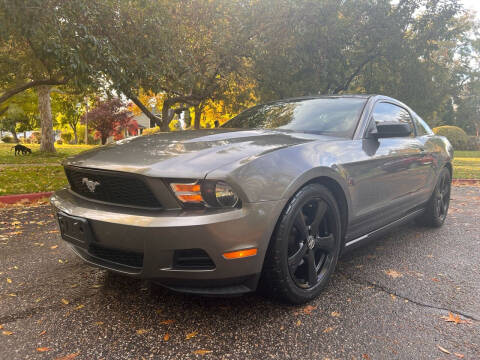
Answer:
top-left (83, 98), bottom-right (138, 145)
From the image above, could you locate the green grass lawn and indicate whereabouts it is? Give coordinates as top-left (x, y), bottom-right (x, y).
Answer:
top-left (0, 143), bottom-right (94, 195)
top-left (0, 143), bottom-right (478, 196)
top-left (0, 165), bottom-right (67, 195)
top-left (453, 153), bottom-right (480, 179)
top-left (0, 143), bottom-right (96, 164)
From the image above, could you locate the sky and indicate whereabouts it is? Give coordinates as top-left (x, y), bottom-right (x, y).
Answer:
top-left (462, 0), bottom-right (480, 19)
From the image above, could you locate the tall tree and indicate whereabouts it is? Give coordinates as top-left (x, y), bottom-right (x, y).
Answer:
top-left (0, 0), bottom-right (101, 151)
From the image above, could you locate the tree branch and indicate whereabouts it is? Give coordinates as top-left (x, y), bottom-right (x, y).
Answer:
top-left (0, 79), bottom-right (67, 104)
top-left (0, 106), bottom-right (8, 117)
top-left (124, 91), bottom-right (163, 127)
top-left (333, 54), bottom-right (379, 94)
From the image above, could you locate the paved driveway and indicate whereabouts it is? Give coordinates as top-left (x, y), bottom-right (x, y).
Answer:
top-left (0, 186), bottom-right (479, 359)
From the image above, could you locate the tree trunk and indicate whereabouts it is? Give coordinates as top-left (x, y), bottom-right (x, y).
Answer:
top-left (72, 126), bottom-right (78, 144)
top-left (38, 86), bottom-right (56, 153)
top-left (184, 104), bottom-right (191, 128)
top-left (161, 102), bottom-right (174, 132)
top-left (11, 130), bottom-right (18, 143)
top-left (101, 135), bottom-right (107, 145)
top-left (194, 105), bottom-right (202, 129)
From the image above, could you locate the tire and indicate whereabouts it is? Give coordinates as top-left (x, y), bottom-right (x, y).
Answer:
top-left (416, 167), bottom-right (451, 228)
top-left (261, 183), bottom-right (342, 304)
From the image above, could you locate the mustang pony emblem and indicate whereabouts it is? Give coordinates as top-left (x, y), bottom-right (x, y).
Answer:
top-left (82, 178), bottom-right (100, 192)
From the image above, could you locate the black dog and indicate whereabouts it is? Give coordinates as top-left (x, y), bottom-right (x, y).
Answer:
top-left (11, 144), bottom-right (32, 156)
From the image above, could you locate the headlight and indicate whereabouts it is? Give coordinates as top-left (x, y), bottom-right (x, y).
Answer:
top-left (170, 180), bottom-right (240, 208)
top-left (214, 181), bottom-right (239, 207)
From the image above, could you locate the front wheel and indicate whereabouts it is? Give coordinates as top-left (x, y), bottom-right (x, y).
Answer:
top-left (416, 167), bottom-right (451, 227)
top-left (261, 184), bottom-right (342, 304)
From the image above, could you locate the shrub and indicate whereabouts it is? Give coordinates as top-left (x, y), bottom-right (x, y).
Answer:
top-left (60, 131), bottom-right (73, 144)
top-left (142, 126), bottom-right (161, 136)
top-left (1, 135), bottom-right (14, 143)
top-left (467, 136), bottom-right (480, 151)
top-left (432, 126), bottom-right (470, 150)
top-left (29, 131), bottom-right (41, 144)
top-left (56, 139), bottom-right (63, 145)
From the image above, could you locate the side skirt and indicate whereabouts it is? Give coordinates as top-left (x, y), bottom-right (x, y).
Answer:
top-left (344, 208), bottom-right (424, 249)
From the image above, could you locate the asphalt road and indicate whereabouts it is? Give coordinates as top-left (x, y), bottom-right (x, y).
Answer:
top-left (0, 186), bottom-right (479, 360)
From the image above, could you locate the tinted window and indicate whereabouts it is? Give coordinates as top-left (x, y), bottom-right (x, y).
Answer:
top-left (372, 102), bottom-right (414, 137)
top-left (412, 113), bottom-right (434, 136)
top-left (222, 98), bottom-right (366, 138)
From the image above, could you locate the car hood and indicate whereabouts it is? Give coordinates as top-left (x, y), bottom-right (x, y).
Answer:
top-left (65, 129), bottom-right (337, 178)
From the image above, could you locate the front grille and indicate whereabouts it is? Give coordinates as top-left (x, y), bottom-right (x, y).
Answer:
top-left (173, 249), bottom-right (216, 270)
top-left (89, 243), bottom-right (144, 268)
top-left (65, 167), bottom-right (161, 208)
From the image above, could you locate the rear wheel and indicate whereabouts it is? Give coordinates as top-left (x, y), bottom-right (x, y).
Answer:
top-left (416, 167), bottom-right (451, 227)
top-left (261, 184), bottom-right (342, 304)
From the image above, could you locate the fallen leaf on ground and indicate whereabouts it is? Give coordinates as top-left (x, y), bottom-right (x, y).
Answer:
top-left (50, 245), bottom-right (58, 249)
top-left (362, 354), bottom-right (370, 360)
top-left (454, 353), bottom-right (465, 358)
top-left (94, 321), bottom-right (104, 326)
top-left (323, 327), bottom-right (334, 333)
top-left (437, 345), bottom-right (451, 354)
top-left (186, 331), bottom-right (198, 339)
top-left (2, 330), bottom-right (13, 336)
top-left (7, 293), bottom-right (16, 297)
top-left (136, 329), bottom-right (149, 335)
top-left (37, 347), bottom-right (52, 352)
top-left (431, 278), bottom-right (440, 282)
top-left (74, 304), bottom-right (84, 310)
top-left (61, 298), bottom-right (69, 305)
top-left (441, 312), bottom-right (472, 324)
top-left (303, 305), bottom-right (317, 314)
top-left (384, 269), bottom-right (403, 278)
top-left (163, 333), bottom-right (170, 341)
top-left (331, 311), bottom-right (341, 317)
top-left (91, 284), bottom-right (102, 288)
top-left (55, 352), bottom-right (80, 360)
top-left (70, 284), bottom-right (78, 288)
top-left (193, 350), bottom-right (212, 355)
top-left (6, 278), bottom-right (12, 283)
top-left (39, 330), bottom-right (46, 336)
top-left (296, 320), bottom-right (301, 326)
top-left (390, 294), bottom-right (396, 300)
top-left (160, 319), bottom-right (174, 325)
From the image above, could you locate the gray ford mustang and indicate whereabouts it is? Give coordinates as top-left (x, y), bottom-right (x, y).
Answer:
top-left (51, 95), bottom-right (453, 304)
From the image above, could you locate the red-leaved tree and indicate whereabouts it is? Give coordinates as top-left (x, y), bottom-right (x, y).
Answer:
top-left (84, 98), bottom-right (134, 145)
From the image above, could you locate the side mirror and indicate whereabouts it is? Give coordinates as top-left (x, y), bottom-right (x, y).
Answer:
top-left (370, 121), bottom-right (412, 138)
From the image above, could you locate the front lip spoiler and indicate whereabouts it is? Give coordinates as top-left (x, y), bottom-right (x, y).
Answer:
top-left (71, 243), bottom-right (259, 296)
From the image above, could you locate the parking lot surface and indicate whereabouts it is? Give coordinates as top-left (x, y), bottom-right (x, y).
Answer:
top-left (0, 186), bottom-right (479, 359)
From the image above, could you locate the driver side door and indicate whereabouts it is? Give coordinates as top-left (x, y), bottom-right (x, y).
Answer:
top-left (347, 101), bottom-right (428, 238)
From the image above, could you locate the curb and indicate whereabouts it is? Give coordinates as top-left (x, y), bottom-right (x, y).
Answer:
top-left (0, 191), bottom-right (53, 204)
top-left (452, 179), bottom-right (480, 186)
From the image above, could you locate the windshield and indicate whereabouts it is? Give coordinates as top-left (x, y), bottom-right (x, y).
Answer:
top-left (222, 97), bottom-right (366, 138)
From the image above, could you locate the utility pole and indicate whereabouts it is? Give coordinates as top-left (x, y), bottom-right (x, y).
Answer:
top-left (84, 96), bottom-right (89, 144)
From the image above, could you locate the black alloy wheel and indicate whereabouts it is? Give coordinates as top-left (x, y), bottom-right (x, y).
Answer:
top-left (261, 183), bottom-right (342, 304)
top-left (416, 167), bottom-right (451, 228)
top-left (287, 198), bottom-right (336, 289)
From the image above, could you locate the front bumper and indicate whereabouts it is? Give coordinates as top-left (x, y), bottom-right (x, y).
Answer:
top-left (51, 188), bottom-right (283, 295)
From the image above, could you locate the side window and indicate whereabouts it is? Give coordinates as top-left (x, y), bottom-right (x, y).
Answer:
top-left (371, 102), bottom-right (415, 137)
top-left (412, 113), bottom-right (434, 136)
